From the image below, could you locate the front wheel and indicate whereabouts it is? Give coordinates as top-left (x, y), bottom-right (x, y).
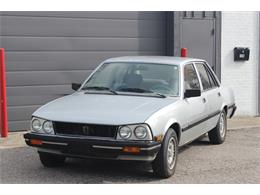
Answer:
top-left (208, 110), bottom-right (227, 144)
top-left (152, 129), bottom-right (178, 178)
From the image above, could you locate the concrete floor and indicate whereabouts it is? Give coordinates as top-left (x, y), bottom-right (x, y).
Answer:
top-left (1, 127), bottom-right (259, 184)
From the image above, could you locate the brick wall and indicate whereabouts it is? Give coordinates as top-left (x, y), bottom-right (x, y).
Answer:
top-left (221, 11), bottom-right (259, 116)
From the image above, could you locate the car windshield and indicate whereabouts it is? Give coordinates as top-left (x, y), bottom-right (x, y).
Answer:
top-left (81, 62), bottom-right (179, 97)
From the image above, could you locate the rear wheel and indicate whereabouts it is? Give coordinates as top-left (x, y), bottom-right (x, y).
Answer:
top-left (152, 129), bottom-right (178, 178)
top-left (39, 152), bottom-right (66, 167)
top-left (208, 110), bottom-right (227, 144)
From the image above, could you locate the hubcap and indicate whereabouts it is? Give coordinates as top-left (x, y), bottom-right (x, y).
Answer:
top-left (219, 112), bottom-right (226, 138)
top-left (167, 137), bottom-right (176, 170)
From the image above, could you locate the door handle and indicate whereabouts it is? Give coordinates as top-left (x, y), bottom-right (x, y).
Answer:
top-left (217, 92), bottom-right (221, 97)
top-left (202, 98), bottom-right (206, 103)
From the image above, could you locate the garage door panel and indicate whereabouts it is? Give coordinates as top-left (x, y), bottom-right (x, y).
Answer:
top-left (2, 37), bottom-right (165, 52)
top-left (8, 120), bottom-right (30, 131)
top-left (7, 85), bottom-right (73, 96)
top-left (7, 95), bottom-right (62, 107)
top-left (1, 16), bottom-right (165, 38)
top-left (5, 51), bottom-right (165, 71)
top-left (1, 11), bottom-right (165, 20)
top-left (8, 105), bottom-right (40, 121)
top-left (6, 70), bottom-right (91, 86)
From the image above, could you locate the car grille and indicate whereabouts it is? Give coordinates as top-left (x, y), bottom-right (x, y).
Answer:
top-left (53, 122), bottom-right (118, 138)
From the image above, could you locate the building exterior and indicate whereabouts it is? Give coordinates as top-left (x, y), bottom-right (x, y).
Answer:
top-left (221, 12), bottom-right (259, 116)
top-left (0, 11), bottom-right (259, 131)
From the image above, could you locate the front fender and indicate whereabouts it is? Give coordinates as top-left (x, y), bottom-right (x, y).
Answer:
top-left (145, 106), bottom-right (183, 138)
top-left (144, 99), bottom-right (185, 143)
top-left (146, 116), bottom-right (180, 141)
top-left (163, 118), bottom-right (180, 136)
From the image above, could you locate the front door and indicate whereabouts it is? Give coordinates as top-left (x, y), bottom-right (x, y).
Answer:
top-left (180, 63), bottom-right (208, 145)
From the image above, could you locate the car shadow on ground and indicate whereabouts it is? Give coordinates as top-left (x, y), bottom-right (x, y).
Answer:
top-left (179, 135), bottom-right (211, 152)
top-left (47, 137), bottom-right (213, 183)
top-left (62, 158), bottom-right (156, 183)
top-left (0, 136), bottom-right (213, 183)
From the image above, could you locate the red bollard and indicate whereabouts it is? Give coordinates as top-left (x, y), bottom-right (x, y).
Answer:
top-left (181, 48), bottom-right (188, 57)
top-left (0, 48), bottom-right (8, 137)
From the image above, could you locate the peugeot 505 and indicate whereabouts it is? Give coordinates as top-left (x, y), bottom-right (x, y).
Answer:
top-left (24, 56), bottom-right (236, 178)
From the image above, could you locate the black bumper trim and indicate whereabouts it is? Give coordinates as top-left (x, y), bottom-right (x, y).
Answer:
top-left (24, 133), bottom-right (160, 161)
top-left (228, 104), bottom-right (237, 118)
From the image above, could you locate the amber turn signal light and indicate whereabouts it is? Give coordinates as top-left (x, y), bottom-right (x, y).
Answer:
top-left (122, 146), bottom-right (140, 153)
top-left (154, 134), bottom-right (163, 142)
top-left (30, 139), bottom-right (43, 145)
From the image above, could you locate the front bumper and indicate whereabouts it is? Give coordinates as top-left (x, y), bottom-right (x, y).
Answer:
top-left (24, 133), bottom-right (161, 162)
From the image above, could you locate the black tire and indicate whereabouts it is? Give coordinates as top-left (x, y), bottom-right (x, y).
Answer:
top-left (208, 110), bottom-right (227, 144)
top-left (152, 129), bottom-right (178, 178)
top-left (39, 152), bottom-right (66, 167)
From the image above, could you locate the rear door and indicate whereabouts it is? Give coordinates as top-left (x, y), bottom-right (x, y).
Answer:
top-left (195, 62), bottom-right (222, 131)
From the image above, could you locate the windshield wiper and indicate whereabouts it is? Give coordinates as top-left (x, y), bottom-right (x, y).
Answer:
top-left (82, 86), bottom-right (118, 95)
top-left (118, 87), bottom-right (166, 98)
top-left (118, 87), bottom-right (152, 93)
top-left (151, 93), bottom-right (167, 98)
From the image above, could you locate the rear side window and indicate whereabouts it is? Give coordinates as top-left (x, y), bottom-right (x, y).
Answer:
top-left (207, 69), bottom-right (217, 88)
top-left (205, 66), bottom-right (219, 88)
top-left (195, 63), bottom-right (212, 90)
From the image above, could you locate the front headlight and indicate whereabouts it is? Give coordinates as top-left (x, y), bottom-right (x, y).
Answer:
top-left (134, 125), bottom-right (148, 139)
top-left (31, 118), bottom-right (42, 132)
top-left (31, 117), bottom-right (54, 134)
top-left (118, 126), bottom-right (132, 139)
top-left (42, 121), bottom-right (54, 134)
top-left (117, 124), bottom-right (152, 140)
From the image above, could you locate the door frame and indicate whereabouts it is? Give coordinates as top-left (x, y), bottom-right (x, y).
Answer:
top-left (173, 11), bottom-right (222, 81)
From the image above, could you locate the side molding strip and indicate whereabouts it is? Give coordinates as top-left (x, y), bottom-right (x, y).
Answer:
top-left (182, 110), bottom-right (221, 132)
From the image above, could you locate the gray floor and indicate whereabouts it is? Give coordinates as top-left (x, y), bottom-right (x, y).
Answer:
top-left (1, 127), bottom-right (260, 184)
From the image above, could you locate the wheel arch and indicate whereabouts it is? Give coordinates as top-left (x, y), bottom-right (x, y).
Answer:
top-left (221, 104), bottom-right (228, 114)
top-left (169, 123), bottom-right (181, 142)
top-left (223, 105), bottom-right (228, 114)
top-left (159, 119), bottom-right (181, 143)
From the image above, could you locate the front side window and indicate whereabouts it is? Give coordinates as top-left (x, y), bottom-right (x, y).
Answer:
top-left (82, 62), bottom-right (179, 96)
top-left (184, 64), bottom-right (200, 90)
top-left (195, 63), bottom-right (212, 90)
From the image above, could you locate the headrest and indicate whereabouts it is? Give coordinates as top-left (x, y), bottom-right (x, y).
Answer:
top-left (124, 73), bottom-right (143, 88)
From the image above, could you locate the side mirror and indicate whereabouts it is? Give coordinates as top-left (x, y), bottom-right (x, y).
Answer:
top-left (72, 83), bottom-right (81, 91)
top-left (184, 89), bottom-right (201, 98)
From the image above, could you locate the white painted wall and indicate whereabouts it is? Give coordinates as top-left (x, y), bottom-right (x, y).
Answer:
top-left (221, 11), bottom-right (259, 116)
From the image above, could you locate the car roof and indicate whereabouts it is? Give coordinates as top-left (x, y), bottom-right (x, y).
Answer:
top-left (103, 56), bottom-right (206, 66)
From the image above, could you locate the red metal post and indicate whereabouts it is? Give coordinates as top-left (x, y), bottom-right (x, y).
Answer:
top-left (181, 48), bottom-right (188, 57)
top-left (0, 48), bottom-right (8, 137)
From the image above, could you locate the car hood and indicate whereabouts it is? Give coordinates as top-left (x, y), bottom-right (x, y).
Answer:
top-left (33, 92), bottom-right (178, 125)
